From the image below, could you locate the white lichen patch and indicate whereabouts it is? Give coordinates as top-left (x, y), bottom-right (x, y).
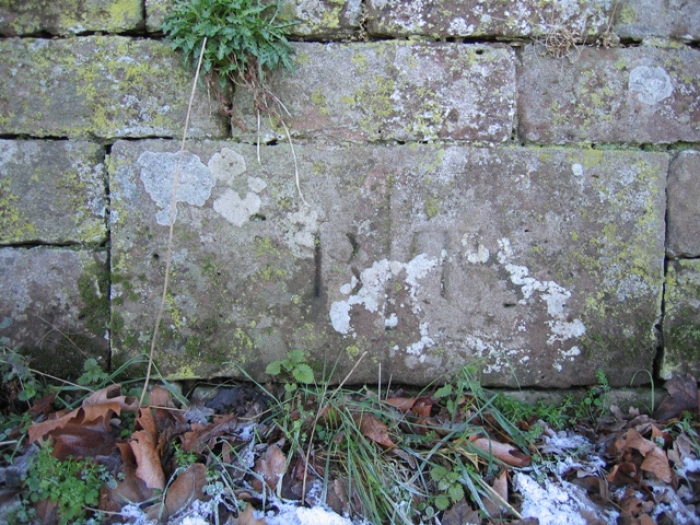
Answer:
top-left (462, 233), bottom-right (490, 264)
top-left (283, 209), bottom-right (319, 259)
top-left (629, 66), bottom-right (673, 105)
top-left (138, 151), bottom-right (214, 226)
top-left (208, 147), bottom-right (247, 181)
top-left (208, 148), bottom-right (270, 228)
top-left (213, 189), bottom-right (261, 227)
top-left (465, 334), bottom-right (529, 375)
top-left (329, 254), bottom-right (439, 354)
top-left (496, 238), bottom-right (586, 366)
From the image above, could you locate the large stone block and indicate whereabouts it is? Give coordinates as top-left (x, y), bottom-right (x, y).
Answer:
top-left (232, 42), bottom-right (515, 143)
top-left (365, 0), bottom-right (614, 39)
top-left (0, 0), bottom-right (142, 36)
top-left (662, 260), bottom-right (700, 380)
top-left (614, 0), bottom-right (700, 43)
top-left (667, 150), bottom-right (700, 258)
top-left (147, 0), bottom-right (362, 37)
top-left (0, 248), bottom-right (109, 379)
top-left (0, 140), bottom-right (106, 245)
top-left (110, 140), bottom-right (666, 388)
top-left (0, 37), bottom-right (228, 139)
top-left (518, 45), bottom-right (700, 145)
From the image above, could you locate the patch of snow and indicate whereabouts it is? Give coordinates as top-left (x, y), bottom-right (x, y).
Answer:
top-left (514, 472), bottom-right (618, 525)
top-left (678, 456), bottom-right (700, 477)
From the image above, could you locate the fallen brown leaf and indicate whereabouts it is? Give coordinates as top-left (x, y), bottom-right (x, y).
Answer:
top-left (163, 463), bottom-right (208, 521)
top-left (238, 504), bottom-right (267, 525)
top-left (358, 413), bottom-right (397, 448)
top-left (469, 436), bottom-right (531, 467)
top-left (254, 444), bottom-right (287, 492)
top-left (129, 409), bottom-right (165, 490)
top-left (28, 385), bottom-right (139, 444)
top-left (484, 468), bottom-right (509, 518)
top-left (653, 374), bottom-right (698, 421)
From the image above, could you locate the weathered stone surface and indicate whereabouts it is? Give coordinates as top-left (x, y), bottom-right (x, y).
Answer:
top-left (232, 42), bottom-right (515, 143)
top-left (614, 0), bottom-right (700, 43)
top-left (0, 248), bottom-right (109, 378)
top-left (0, 140), bottom-right (106, 245)
top-left (110, 140), bottom-right (665, 388)
top-left (365, 0), bottom-right (614, 38)
top-left (147, 0), bottom-right (362, 37)
top-left (518, 45), bottom-right (700, 145)
top-left (667, 150), bottom-right (700, 258)
top-left (0, 0), bottom-right (143, 36)
top-left (661, 260), bottom-right (700, 380)
top-left (0, 36), bottom-right (228, 139)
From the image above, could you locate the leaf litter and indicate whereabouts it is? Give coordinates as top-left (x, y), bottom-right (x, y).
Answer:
top-left (0, 368), bottom-right (698, 525)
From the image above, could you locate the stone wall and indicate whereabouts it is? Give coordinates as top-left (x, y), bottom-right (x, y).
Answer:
top-left (0, 0), bottom-right (698, 388)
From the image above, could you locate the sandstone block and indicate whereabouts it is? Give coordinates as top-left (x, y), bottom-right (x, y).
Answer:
top-left (667, 150), bottom-right (700, 258)
top-left (661, 260), bottom-right (700, 379)
top-left (614, 0), bottom-right (700, 43)
top-left (232, 42), bottom-right (515, 143)
top-left (0, 140), bottom-right (106, 245)
top-left (365, 0), bottom-right (614, 39)
top-left (147, 0), bottom-right (362, 37)
top-left (0, 248), bottom-right (109, 379)
top-left (0, 0), bottom-right (142, 36)
top-left (518, 45), bottom-right (700, 144)
top-left (110, 140), bottom-right (665, 388)
top-left (0, 37), bottom-right (228, 139)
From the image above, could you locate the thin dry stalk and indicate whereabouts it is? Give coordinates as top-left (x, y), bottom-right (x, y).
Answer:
top-left (140, 38), bottom-right (208, 407)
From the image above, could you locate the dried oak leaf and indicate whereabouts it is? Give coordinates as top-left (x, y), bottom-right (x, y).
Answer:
top-left (28, 385), bottom-right (138, 446)
top-left (469, 436), bottom-right (531, 467)
top-left (615, 429), bottom-right (672, 483)
top-left (254, 444), bottom-right (287, 492)
top-left (654, 374), bottom-right (698, 421)
top-left (129, 408), bottom-right (166, 490)
top-left (163, 463), bottom-right (208, 521)
top-left (358, 413), bottom-right (397, 448)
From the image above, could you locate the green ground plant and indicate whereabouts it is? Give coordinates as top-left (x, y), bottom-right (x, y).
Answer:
top-left (17, 445), bottom-right (110, 525)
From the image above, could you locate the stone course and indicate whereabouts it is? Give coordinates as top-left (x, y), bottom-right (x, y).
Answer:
top-left (667, 151), bottom-right (700, 258)
top-left (365, 0), bottom-right (614, 39)
top-left (518, 45), bottom-right (700, 145)
top-left (0, 140), bottom-right (106, 245)
top-left (0, 0), bottom-right (698, 389)
top-left (0, 0), bottom-right (143, 36)
top-left (110, 140), bottom-right (666, 387)
top-left (232, 42), bottom-right (516, 143)
top-left (0, 36), bottom-right (228, 139)
top-left (662, 260), bottom-right (700, 380)
top-left (0, 248), bottom-right (109, 379)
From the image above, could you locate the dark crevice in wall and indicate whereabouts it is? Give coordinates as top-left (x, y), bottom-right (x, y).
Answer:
top-left (103, 142), bottom-right (113, 372)
top-left (0, 241), bottom-right (82, 249)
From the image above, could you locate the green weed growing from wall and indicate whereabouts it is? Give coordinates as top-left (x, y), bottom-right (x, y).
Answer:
top-left (162, 0), bottom-right (295, 94)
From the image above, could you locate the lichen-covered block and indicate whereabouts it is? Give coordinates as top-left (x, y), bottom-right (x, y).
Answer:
top-left (0, 0), bottom-right (142, 36)
top-left (0, 248), bottom-right (109, 379)
top-left (662, 260), bottom-right (700, 379)
top-left (0, 140), bottom-right (106, 245)
top-left (232, 42), bottom-right (515, 143)
top-left (110, 140), bottom-right (665, 388)
top-left (365, 0), bottom-right (614, 39)
top-left (614, 0), bottom-right (700, 43)
top-left (0, 36), bottom-right (228, 139)
top-left (667, 150), bottom-right (700, 258)
top-left (147, 0), bottom-right (362, 37)
top-left (518, 45), bottom-right (700, 145)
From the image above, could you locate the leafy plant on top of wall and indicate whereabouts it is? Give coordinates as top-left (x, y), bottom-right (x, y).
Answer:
top-left (162, 0), bottom-right (296, 127)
